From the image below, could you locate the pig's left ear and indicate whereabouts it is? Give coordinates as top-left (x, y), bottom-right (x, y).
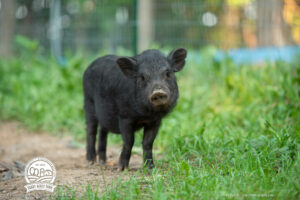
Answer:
top-left (168, 48), bottom-right (187, 72)
top-left (117, 57), bottom-right (137, 78)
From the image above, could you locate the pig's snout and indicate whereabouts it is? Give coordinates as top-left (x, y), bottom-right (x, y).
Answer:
top-left (150, 89), bottom-right (169, 106)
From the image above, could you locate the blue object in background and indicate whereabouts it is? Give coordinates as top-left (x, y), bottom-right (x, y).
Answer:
top-left (214, 46), bottom-right (300, 65)
top-left (188, 46), bottom-right (300, 65)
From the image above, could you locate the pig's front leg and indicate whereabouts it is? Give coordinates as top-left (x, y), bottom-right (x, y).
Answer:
top-left (119, 118), bottom-right (135, 170)
top-left (143, 120), bottom-right (161, 169)
top-left (98, 128), bottom-right (108, 164)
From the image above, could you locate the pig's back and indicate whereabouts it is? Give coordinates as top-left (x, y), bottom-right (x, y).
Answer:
top-left (83, 55), bottom-right (134, 102)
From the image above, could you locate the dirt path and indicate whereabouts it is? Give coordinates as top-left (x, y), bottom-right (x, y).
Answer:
top-left (0, 121), bottom-right (143, 199)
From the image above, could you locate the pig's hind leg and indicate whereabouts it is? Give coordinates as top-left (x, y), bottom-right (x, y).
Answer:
top-left (84, 99), bottom-right (98, 165)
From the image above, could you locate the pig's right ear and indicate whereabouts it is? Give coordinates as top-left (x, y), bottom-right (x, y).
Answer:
top-left (117, 57), bottom-right (137, 78)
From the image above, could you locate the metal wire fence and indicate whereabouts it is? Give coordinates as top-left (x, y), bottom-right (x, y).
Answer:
top-left (1, 0), bottom-right (300, 56)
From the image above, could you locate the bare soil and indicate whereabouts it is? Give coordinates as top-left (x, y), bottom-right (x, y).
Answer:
top-left (0, 121), bottom-right (143, 199)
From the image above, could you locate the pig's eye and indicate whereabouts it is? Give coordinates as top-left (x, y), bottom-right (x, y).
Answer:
top-left (139, 74), bottom-right (148, 82)
top-left (165, 70), bottom-right (171, 78)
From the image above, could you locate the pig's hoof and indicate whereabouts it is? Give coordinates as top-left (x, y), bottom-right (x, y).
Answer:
top-left (87, 159), bottom-right (96, 165)
top-left (143, 160), bottom-right (155, 169)
top-left (98, 160), bottom-right (106, 165)
top-left (117, 167), bottom-right (123, 172)
top-left (148, 163), bottom-right (155, 169)
top-left (118, 165), bottom-right (128, 172)
top-left (88, 161), bottom-right (94, 165)
top-left (143, 164), bottom-right (155, 170)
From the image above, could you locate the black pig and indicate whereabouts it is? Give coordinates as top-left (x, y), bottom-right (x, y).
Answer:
top-left (83, 48), bottom-right (187, 170)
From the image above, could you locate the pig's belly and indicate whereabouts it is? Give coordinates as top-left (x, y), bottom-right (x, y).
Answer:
top-left (95, 99), bottom-right (121, 134)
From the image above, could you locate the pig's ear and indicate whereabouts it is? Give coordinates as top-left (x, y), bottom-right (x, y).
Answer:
top-left (168, 48), bottom-right (187, 72)
top-left (117, 57), bottom-right (137, 78)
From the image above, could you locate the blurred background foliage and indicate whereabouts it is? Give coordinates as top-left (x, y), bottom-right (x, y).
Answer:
top-left (0, 0), bottom-right (300, 57)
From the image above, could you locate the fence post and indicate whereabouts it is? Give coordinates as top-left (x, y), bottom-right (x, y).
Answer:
top-left (49, 0), bottom-right (62, 61)
top-left (133, 0), bottom-right (138, 55)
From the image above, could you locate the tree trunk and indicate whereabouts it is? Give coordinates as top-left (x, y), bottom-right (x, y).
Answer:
top-left (257, 0), bottom-right (293, 46)
top-left (0, 0), bottom-right (16, 57)
top-left (138, 0), bottom-right (154, 53)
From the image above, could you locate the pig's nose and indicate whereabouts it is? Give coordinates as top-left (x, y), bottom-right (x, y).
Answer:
top-left (150, 89), bottom-right (169, 106)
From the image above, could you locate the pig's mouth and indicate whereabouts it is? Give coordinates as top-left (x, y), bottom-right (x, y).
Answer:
top-left (153, 103), bottom-right (170, 112)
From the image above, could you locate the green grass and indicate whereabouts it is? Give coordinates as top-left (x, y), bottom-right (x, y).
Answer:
top-left (0, 40), bottom-right (299, 199)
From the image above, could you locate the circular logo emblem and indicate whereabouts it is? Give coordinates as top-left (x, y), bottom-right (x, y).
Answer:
top-left (24, 157), bottom-right (56, 192)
